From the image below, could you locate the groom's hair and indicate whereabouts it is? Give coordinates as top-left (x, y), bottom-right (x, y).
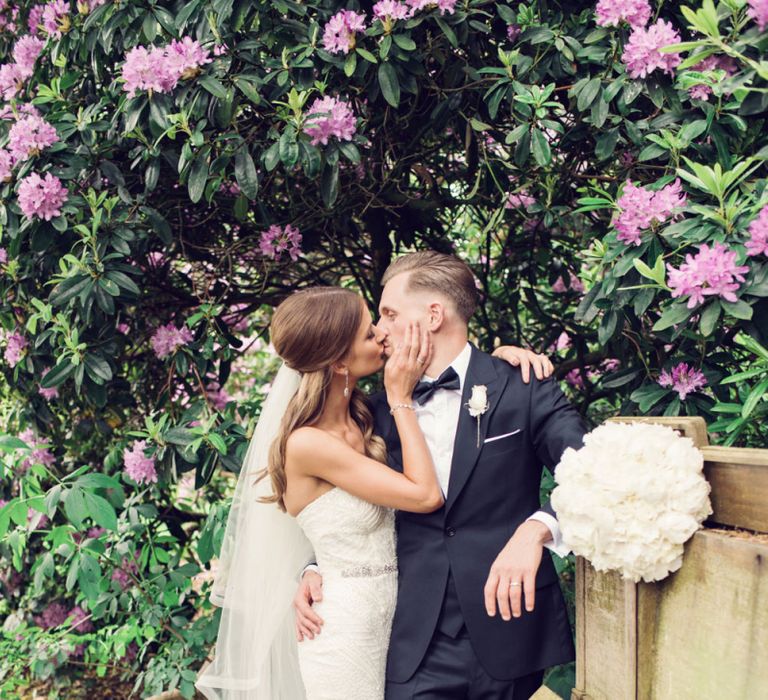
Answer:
top-left (382, 251), bottom-right (478, 323)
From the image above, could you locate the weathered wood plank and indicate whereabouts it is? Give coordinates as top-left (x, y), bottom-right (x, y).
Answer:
top-left (607, 416), bottom-right (709, 447)
top-left (702, 450), bottom-right (768, 533)
top-left (637, 529), bottom-right (768, 698)
top-left (578, 564), bottom-right (636, 700)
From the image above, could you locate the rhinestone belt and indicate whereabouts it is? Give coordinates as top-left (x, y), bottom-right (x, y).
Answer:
top-left (340, 562), bottom-right (397, 578)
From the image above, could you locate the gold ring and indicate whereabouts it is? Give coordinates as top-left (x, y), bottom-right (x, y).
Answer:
top-left (509, 582), bottom-right (522, 587)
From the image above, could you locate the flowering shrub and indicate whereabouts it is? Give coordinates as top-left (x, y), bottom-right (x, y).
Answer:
top-left (1, 0), bottom-right (767, 696)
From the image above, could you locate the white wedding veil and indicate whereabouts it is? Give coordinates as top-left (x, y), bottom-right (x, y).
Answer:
top-left (196, 363), bottom-right (313, 699)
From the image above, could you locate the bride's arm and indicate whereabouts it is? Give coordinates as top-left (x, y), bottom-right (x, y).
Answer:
top-left (492, 345), bottom-right (554, 382)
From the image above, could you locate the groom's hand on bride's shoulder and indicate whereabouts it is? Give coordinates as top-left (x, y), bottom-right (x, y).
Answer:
top-left (483, 520), bottom-right (550, 621)
top-left (492, 346), bottom-right (554, 383)
top-left (294, 570), bottom-right (324, 642)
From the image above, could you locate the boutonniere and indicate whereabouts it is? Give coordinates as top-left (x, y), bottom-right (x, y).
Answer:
top-left (466, 384), bottom-right (489, 447)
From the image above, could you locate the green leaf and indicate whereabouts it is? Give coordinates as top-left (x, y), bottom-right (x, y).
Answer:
top-left (742, 377), bottom-right (768, 419)
top-left (530, 129), bottom-right (551, 166)
top-left (84, 354), bottom-right (113, 383)
top-left (64, 488), bottom-right (88, 528)
top-left (234, 147), bottom-right (259, 200)
top-left (653, 303), bottom-right (695, 331)
top-left (699, 301), bottom-right (721, 337)
top-left (198, 75), bottom-right (228, 99)
top-left (83, 492), bottom-right (118, 531)
top-left (320, 161), bottom-right (340, 208)
top-left (577, 77), bottom-right (601, 111)
top-left (356, 48), bottom-right (377, 64)
top-left (722, 299), bottom-right (753, 320)
top-left (208, 433), bottom-right (228, 455)
top-left (40, 361), bottom-right (77, 389)
top-left (378, 62), bottom-right (400, 107)
top-left (188, 150), bottom-right (209, 203)
top-left (393, 35), bottom-right (416, 51)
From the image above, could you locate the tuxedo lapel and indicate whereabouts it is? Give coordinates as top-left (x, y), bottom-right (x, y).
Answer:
top-left (445, 347), bottom-right (508, 514)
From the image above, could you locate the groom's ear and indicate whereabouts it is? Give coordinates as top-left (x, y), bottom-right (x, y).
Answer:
top-left (427, 302), bottom-right (445, 331)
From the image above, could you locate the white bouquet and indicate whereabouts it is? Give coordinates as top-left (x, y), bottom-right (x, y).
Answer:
top-left (551, 421), bottom-right (712, 583)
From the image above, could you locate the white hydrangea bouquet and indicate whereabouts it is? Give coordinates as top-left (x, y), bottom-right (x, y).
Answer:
top-left (551, 421), bottom-right (712, 583)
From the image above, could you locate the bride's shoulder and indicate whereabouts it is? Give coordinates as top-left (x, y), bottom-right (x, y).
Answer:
top-left (286, 426), bottom-right (330, 453)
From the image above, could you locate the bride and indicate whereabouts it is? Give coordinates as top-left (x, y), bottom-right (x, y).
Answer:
top-left (195, 286), bottom-right (550, 699)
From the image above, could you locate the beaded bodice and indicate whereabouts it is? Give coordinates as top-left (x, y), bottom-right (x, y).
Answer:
top-left (296, 487), bottom-right (396, 578)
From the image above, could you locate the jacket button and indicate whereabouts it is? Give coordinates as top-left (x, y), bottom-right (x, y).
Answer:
top-left (445, 527), bottom-right (456, 537)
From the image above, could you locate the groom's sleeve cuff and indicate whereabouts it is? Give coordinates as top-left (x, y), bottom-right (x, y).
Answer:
top-left (526, 511), bottom-right (570, 558)
top-left (301, 562), bottom-right (320, 579)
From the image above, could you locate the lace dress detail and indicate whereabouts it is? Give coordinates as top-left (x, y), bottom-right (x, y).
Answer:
top-left (295, 487), bottom-right (397, 700)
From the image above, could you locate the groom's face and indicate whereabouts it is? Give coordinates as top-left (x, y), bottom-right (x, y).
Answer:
top-left (377, 272), bottom-right (431, 357)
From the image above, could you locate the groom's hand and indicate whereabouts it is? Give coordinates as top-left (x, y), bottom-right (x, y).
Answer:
top-left (483, 520), bottom-right (551, 620)
top-left (294, 570), bottom-right (324, 641)
top-left (492, 346), bottom-right (554, 383)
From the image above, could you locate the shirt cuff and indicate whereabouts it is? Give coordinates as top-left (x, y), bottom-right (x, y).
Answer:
top-left (301, 563), bottom-right (320, 578)
top-left (526, 511), bottom-right (570, 558)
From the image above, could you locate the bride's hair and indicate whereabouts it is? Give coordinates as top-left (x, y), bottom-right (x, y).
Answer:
top-left (260, 287), bottom-right (387, 511)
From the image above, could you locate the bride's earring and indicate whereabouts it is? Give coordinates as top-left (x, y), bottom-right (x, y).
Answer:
top-left (343, 369), bottom-right (350, 398)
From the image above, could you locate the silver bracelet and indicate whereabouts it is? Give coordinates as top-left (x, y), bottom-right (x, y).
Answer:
top-left (389, 403), bottom-right (416, 415)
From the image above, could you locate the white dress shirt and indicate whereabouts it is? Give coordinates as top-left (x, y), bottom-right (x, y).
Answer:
top-left (416, 343), bottom-right (568, 558)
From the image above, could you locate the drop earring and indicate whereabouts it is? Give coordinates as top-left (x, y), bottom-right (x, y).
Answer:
top-left (343, 369), bottom-right (350, 398)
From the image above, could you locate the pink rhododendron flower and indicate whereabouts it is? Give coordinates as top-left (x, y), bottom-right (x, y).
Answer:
top-left (595, 0), bottom-right (651, 29)
top-left (0, 149), bottom-right (13, 181)
top-left (111, 550), bottom-right (141, 589)
top-left (614, 179), bottom-right (687, 245)
top-left (0, 102), bottom-right (41, 121)
top-left (552, 274), bottom-right (585, 293)
top-left (667, 243), bottom-right (750, 308)
top-left (150, 323), bottom-right (193, 358)
top-left (165, 37), bottom-right (212, 79)
top-left (747, 206), bottom-right (768, 257)
top-left (123, 440), bottom-right (158, 485)
top-left (41, 0), bottom-right (70, 38)
top-left (17, 171), bottom-right (68, 220)
top-left (66, 604), bottom-right (94, 632)
top-left (323, 10), bottom-right (366, 55)
top-left (259, 224), bottom-right (302, 261)
top-left (35, 602), bottom-right (69, 629)
top-left (622, 20), bottom-right (682, 79)
top-left (748, 0), bottom-right (768, 31)
top-left (658, 362), bottom-right (707, 400)
top-left (27, 3), bottom-right (45, 34)
top-left (304, 96), bottom-right (357, 145)
top-left (3, 330), bottom-right (28, 367)
top-left (205, 380), bottom-right (232, 411)
top-left (121, 38), bottom-right (210, 97)
top-left (505, 191), bottom-right (536, 210)
top-left (8, 114), bottom-right (59, 161)
top-left (507, 24), bottom-right (521, 42)
top-left (18, 427), bottom-right (56, 471)
top-left (407, 0), bottom-right (456, 15)
top-left (0, 62), bottom-right (24, 100)
top-left (373, 0), bottom-right (411, 21)
top-left (687, 55), bottom-right (738, 101)
top-left (12, 35), bottom-right (45, 77)
top-left (0, 247), bottom-right (7, 264)
top-left (213, 43), bottom-right (228, 56)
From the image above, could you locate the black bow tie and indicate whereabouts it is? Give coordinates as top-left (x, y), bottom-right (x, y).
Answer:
top-left (412, 366), bottom-right (461, 405)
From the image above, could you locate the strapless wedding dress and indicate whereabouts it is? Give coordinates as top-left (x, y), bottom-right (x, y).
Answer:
top-left (295, 487), bottom-right (397, 700)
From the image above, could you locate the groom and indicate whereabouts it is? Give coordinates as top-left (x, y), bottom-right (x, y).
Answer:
top-left (296, 251), bottom-right (586, 698)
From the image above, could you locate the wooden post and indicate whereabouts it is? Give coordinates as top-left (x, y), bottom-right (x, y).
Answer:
top-left (571, 417), bottom-right (768, 700)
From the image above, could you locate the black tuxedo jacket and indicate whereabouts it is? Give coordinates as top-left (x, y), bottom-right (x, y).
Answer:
top-left (369, 345), bottom-right (587, 682)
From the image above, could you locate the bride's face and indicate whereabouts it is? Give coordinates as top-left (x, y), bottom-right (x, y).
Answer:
top-left (344, 303), bottom-right (387, 378)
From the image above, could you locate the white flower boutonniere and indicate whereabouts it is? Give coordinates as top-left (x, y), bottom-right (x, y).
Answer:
top-left (466, 384), bottom-right (489, 447)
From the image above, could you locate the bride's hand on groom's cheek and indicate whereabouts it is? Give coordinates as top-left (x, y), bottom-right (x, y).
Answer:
top-left (294, 571), bottom-right (324, 642)
top-left (483, 520), bottom-right (549, 621)
top-left (492, 346), bottom-right (554, 384)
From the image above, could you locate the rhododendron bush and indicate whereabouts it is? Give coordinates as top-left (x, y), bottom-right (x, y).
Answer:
top-left (0, 0), bottom-right (767, 696)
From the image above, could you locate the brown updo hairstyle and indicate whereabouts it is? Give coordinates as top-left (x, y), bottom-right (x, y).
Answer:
top-left (260, 286), bottom-right (387, 511)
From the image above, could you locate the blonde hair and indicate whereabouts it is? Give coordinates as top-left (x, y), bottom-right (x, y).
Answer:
top-left (260, 287), bottom-right (387, 511)
top-left (381, 251), bottom-right (478, 322)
